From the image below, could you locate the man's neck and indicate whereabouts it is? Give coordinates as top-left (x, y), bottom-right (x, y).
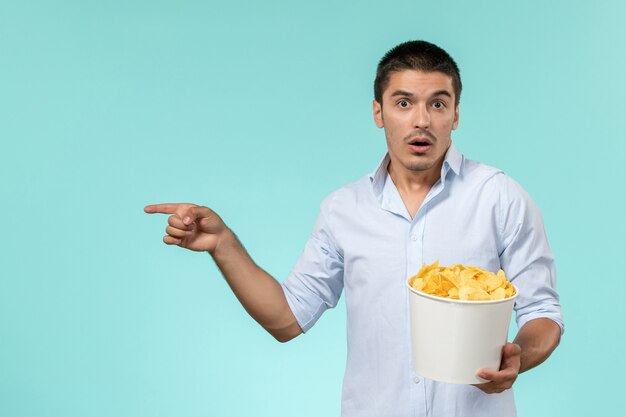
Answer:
top-left (387, 156), bottom-right (445, 219)
top-left (388, 161), bottom-right (442, 192)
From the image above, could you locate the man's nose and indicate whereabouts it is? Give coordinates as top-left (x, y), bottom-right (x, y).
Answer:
top-left (413, 104), bottom-right (430, 129)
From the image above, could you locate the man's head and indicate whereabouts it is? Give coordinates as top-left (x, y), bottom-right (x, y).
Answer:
top-left (374, 40), bottom-right (462, 108)
top-left (372, 41), bottom-right (461, 176)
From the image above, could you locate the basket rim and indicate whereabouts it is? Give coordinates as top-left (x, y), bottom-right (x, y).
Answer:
top-left (406, 280), bottom-right (518, 305)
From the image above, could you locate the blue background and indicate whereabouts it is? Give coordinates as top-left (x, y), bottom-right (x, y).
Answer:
top-left (1, 0), bottom-right (625, 415)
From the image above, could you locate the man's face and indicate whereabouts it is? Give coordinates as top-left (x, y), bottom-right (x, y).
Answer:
top-left (373, 70), bottom-right (459, 175)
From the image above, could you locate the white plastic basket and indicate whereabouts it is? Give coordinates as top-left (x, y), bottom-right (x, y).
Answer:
top-left (407, 282), bottom-right (517, 384)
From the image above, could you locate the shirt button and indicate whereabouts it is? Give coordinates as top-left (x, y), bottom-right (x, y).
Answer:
top-left (410, 234), bottom-right (418, 241)
top-left (413, 376), bottom-right (421, 384)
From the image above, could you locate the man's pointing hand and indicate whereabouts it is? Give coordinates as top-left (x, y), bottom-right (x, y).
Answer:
top-left (144, 203), bottom-right (228, 254)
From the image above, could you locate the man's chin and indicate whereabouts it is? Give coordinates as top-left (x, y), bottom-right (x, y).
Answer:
top-left (405, 159), bottom-right (437, 172)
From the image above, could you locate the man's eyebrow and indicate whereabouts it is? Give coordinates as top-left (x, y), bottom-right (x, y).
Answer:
top-left (432, 90), bottom-right (452, 98)
top-left (389, 89), bottom-right (453, 98)
top-left (390, 90), bottom-right (414, 97)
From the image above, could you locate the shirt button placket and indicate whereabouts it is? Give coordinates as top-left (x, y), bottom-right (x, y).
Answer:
top-left (408, 218), bottom-right (427, 417)
top-left (407, 227), bottom-right (419, 278)
top-left (408, 216), bottom-right (425, 275)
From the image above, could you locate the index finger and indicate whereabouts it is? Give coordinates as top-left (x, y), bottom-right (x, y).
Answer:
top-left (144, 203), bottom-right (183, 214)
top-left (475, 369), bottom-right (497, 382)
top-left (476, 367), bottom-right (515, 382)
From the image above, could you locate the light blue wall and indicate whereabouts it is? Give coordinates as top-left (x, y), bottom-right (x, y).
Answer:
top-left (1, 1), bottom-right (624, 415)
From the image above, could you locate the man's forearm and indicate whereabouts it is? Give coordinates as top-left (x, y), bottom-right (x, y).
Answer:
top-left (513, 318), bottom-right (561, 373)
top-left (211, 228), bottom-right (302, 342)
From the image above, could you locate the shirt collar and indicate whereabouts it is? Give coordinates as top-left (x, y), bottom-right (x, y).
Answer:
top-left (369, 142), bottom-right (464, 201)
top-left (443, 142), bottom-right (463, 177)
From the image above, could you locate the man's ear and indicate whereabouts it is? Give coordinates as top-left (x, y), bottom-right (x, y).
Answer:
top-left (452, 105), bottom-right (459, 130)
top-left (373, 100), bottom-right (384, 128)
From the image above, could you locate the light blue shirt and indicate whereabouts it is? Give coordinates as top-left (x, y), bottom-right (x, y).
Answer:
top-left (281, 143), bottom-right (563, 417)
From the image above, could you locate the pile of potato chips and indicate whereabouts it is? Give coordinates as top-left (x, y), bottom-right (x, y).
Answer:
top-left (409, 261), bottom-right (516, 301)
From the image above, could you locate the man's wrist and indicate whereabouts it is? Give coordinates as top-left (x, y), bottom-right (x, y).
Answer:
top-left (208, 227), bottom-right (237, 259)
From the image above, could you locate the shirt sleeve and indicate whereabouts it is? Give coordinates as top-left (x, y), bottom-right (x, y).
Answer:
top-left (280, 195), bottom-right (345, 333)
top-left (497, 174), bottom-right (564, 335)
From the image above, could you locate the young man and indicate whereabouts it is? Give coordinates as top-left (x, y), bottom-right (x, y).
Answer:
top-left (145, 41), bottom-right (563, 417)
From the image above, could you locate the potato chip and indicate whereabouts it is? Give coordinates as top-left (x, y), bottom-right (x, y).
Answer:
top-left (409, 261), bottom-right (515, 301)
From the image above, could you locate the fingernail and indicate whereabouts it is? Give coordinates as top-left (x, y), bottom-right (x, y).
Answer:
top-left (183, 216), bottom-right (191, 225)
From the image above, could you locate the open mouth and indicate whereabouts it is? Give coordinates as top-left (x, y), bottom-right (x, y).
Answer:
top-left (407, 137), bottom-right (433, 153)
top-left (408, 136), bottom-right (433, 146)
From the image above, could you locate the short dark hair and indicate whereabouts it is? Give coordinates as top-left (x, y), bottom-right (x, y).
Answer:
top-left (374, 40), bottom-right (462, 107)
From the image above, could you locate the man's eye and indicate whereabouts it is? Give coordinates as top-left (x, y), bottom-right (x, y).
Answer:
top-left (433, 101), bottom-right (444, 109)
top-left (398, 100), bottom-right (410, 108)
